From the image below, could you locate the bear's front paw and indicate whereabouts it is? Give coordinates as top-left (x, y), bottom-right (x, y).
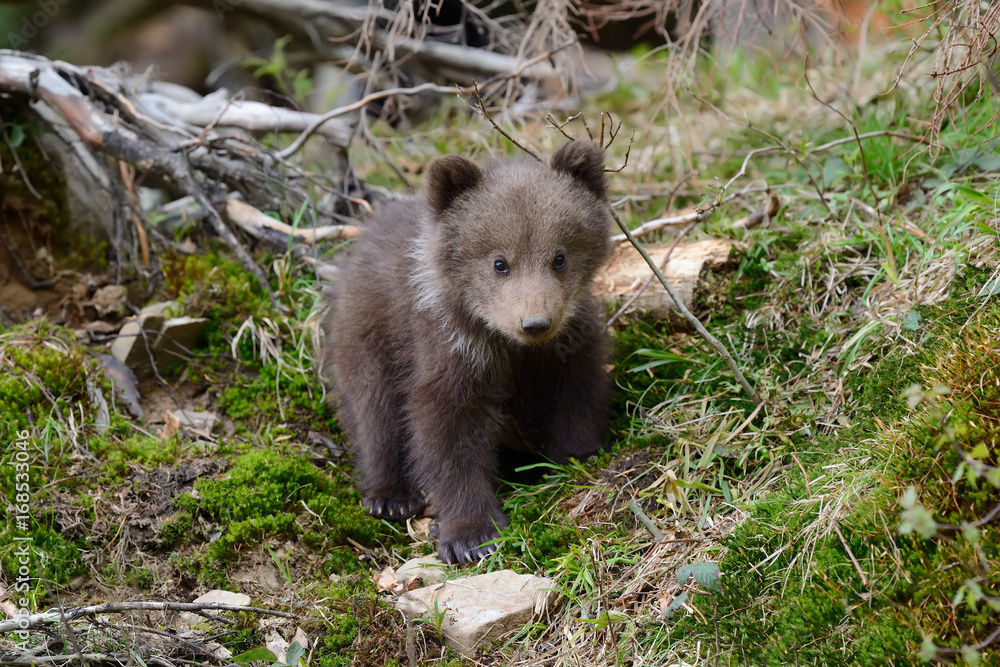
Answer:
top-left (436, 514), bottom-right (509, 565)
top-left (362, 493), bottom-right (426, 521)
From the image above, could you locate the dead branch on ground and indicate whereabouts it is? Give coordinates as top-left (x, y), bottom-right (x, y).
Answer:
top-left (0, 599), bottom-right (298, 634)
top-left (0, 51), bottom-right (363, 303)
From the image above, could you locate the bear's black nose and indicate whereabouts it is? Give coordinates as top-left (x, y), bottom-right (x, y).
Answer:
top-left (521, 314), bottom-right (551, 337)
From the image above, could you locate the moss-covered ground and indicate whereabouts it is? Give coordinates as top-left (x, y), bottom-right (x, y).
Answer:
top-left (2, 22), bottom-right (1000, 667)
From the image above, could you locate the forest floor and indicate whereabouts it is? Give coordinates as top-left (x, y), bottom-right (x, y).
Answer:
top-left (2, 33), bottom-right (1000, 667)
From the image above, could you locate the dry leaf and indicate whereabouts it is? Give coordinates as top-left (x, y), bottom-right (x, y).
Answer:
top-left (159, 410), bottom-right (181, 439)
top-left (376, 566), bottom-right (397, 592)
top-left (407, 517), bottom-right (433, 541)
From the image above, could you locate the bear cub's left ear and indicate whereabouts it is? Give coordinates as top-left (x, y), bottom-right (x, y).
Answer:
top-left (550, 140), bottom-right (607, 201)
top-left (426, 155), bottom-right (484, 214)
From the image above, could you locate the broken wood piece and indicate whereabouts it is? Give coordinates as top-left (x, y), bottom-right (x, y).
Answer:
top-left (110, 302), bottom-right (208, 379)
top-left (596, 239), bottom-right (734, 320)
top-left (224, 199), bottom-right (360, 245)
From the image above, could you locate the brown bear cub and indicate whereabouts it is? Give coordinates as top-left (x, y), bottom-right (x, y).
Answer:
top-left (324, 141), bottom-right (614, 564)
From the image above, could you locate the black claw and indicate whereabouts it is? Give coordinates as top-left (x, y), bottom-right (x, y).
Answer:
top-left (362, 495), bottom-right (425, 521)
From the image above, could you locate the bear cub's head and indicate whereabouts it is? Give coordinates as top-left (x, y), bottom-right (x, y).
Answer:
top-left (420, 140), bottom-right (613, 346)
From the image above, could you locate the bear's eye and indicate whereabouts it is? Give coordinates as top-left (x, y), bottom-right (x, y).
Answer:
top-left (494, 258), bottom-right (509, 276)
top-left (553, 253), bottom-right (566, 270)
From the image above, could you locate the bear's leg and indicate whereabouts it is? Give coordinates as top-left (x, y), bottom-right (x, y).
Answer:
top-left (529, 315), bottom-right (612, 463)
top-left (407, 375), bottom-right (508, 564)
top-left (344, 366), bottom-right (426, 521)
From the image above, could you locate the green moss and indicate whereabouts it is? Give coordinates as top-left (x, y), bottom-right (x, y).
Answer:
top-left (710, 291), bottom-right (1000, 664)
top-left (0, 324), bottom-right (131, 603)
top-left (161, 249), bottom-right (275, 349)
top-left (219, 624), bottom-right (267, 657)
top-left (96, 435), bottom-right (186, 481)
top-left (127, 567), bottom-right (156, 590)
top-left (311, 575), bottom-right (406, 667)
top-left (206, 513), bottom-right (298, 564)
top-left (163, 449), bottom-right (386, 578)
top-left (214, 357), bottom-right (337, 435)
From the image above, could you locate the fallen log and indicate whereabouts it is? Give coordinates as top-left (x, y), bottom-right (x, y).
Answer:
top-left (596, 239), bottom-right (735, 320)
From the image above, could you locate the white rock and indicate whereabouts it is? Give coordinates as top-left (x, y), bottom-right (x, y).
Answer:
top-left (396, 570), bottom-right (557, 654)
top-left (192, 589), bottom-right (251, 606)
top-left (179, 589), bottom-right (252, 626)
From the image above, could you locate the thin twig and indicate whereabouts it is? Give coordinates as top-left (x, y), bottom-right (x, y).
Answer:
top-left (473, 81), bottom-right (541, 161)
top-left (809, 130), bottom-right (932, 153)
top-left (605, 221), bottom-right (697, 329)
top-left (610, 207), bottom-right (763, 405)
top-left (604, 130), bottom-right (635, 173)
top-left (279, 82), bottom-right (460, 160)
top-left (279, 40), bottom-right (576, 160)
top-left (610, 207), bottom-right (713, 243)
top-left (832, 522), bottom-right (868, 587)
top-left (790, 452), bottom-right (812, 496)
top-left (936, 623), bottom-right (1000, 655)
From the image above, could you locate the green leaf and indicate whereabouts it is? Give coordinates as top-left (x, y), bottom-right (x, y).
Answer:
top-left (899, 504), bottom-right (938, 539)
top-left (674, 479), bottom-right (724, 494)
top-left (978, 276), bottom-right (1000, 299)
top-left (578, 611), bottom-right (628, 630)
top-left (233, 647), bottom-right (278, 664)
top-left (821, 156), bottom-right (851, 188)
top-left (8, 123), bottom-right (25, 148)
top-left (902, 310), bottom-right (922, 332)
top-left (627, 348), bottom-right (698, 373)
top-left (677, 562), bottom-right (722, 592)
top-left (663, 591), bottom-right (689, 619)
top-left (284, 641), bottom-right (305, 666)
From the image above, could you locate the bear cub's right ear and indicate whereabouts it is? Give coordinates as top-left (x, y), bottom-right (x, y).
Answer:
top-left (550, 140), bottom-right (607, 201)
top-left (427, 155), bottom-right (484, 214)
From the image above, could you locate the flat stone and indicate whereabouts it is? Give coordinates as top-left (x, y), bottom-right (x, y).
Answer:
top-left (396, 570), bottom-right (557, 654)
top-left (172, 409), bottom-right (218, 434)
top-left (109, 318), bottom-right (163, 373)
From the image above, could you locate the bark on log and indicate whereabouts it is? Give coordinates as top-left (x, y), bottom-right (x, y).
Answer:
top-left (595, 239), bottom-right (734, 319)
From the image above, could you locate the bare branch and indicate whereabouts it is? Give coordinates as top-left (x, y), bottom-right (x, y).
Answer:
top-left (0, 600), bottom-right (298, 634)
top-left (473, 82), bottom-right (541, 161)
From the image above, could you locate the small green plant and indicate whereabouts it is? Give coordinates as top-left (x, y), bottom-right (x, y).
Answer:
top-left (232, 640), bottom-right (305, 667)
top-left (243, 35), bottom-right (313, 103)
top-left (415, 595), bottom-right (448, 637)
top-left (267, 544), bottom-right (296, 593)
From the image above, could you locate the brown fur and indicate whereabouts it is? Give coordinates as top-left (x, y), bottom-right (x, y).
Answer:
top-left (323, 141), bottom-right (614, 564)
